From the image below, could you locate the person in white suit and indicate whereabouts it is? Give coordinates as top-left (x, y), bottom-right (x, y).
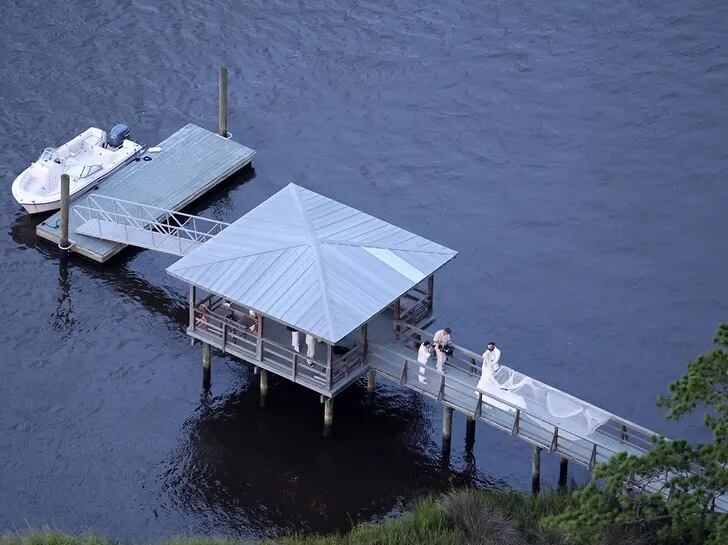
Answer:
top-left (417, 341), bottom-right (433, 384)
top-left (305, 333), bottom-right (317, 367)
top-left (482, 341), bottom-right (501, 372)
top-left (432, 327), bottom-right (452, 372)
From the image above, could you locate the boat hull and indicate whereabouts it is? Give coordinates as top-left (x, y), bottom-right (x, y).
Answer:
top-left (11, 127), bottom-right (142, 214)
top-left (20, 199), bottom-right (63, 215)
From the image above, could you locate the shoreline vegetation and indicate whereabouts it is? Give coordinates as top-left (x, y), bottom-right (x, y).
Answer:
top-left (0, 487), bottom-right (649, 545)
top-left (2, 485), bottom-right (721, 545)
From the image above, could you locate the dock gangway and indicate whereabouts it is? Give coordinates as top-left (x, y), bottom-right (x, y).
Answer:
top-left (72, 194), bottom-right (230, 256)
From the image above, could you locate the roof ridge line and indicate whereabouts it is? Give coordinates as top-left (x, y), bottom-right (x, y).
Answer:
top-left (289, 185), bottom-right (335, 340)
top-left (320, 239), bottom-right (457, 255)
top-left (169, 243), bottom-right (310, 273)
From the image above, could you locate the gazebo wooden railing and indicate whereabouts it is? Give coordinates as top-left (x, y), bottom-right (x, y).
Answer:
top-left (189, 301), bottom-right (365, 396)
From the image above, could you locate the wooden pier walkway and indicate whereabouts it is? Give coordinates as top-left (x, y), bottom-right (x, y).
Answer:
top-left (36, 123), bottom-right (255, 262)
top-left (368, 321), bottom-right (728, 510)
top-left (368, 324), bottom-right (650, 470)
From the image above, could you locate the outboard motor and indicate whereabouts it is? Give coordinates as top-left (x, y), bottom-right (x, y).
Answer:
top-left (107, 124), bottom-right (130, 149)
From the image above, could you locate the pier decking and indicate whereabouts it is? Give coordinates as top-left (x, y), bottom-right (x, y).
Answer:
top-left (368, 322), bottom-right (651, 469)
top-left (36, 123), bottom-right (255, 262)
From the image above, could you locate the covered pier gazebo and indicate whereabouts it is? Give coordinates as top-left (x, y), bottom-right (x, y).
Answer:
top-left (166, 183), bottom-right (457, 433)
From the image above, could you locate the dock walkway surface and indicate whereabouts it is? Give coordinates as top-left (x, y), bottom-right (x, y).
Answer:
top-left (36, 123), bottom-right (255, 262)
top-left (369, 322), bottom-right (728, 511)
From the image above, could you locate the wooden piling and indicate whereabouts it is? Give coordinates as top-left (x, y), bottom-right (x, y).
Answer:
top-left (218, 67), bottom-right (228, 138)
top-left (202, 342), bottom-right (211, 389)
top-left (367, 368), bottom-right (376, 394)
top-left (259, 368), bottom-right (268, 407)
top-left (532, 446), bottom-right (542, 495)
top-left (58, 173), bottom-right (71, 250)
top-left (188, 285), bottom-right (196, 331)
top-left (559, 456), bottom-right (569, 490)
top-left (323, 397), bottom-right (334, 437)
top-left (426, 274), bottom-right (434, 314)
top-left (465, 415), bottom-right (476, 450)
top-left (442, 406), bottom-right (453, 452)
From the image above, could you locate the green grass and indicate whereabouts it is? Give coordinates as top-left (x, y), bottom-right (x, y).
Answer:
top-left (0, 488), bottom-right (600, 545)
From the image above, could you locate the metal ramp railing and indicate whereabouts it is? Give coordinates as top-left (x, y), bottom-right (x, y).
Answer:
top-left (72, 194), bottom-right (230, 256)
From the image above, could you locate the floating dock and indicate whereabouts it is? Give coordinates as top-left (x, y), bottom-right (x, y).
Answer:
top-left (36, 123), bottom-right (255, 262)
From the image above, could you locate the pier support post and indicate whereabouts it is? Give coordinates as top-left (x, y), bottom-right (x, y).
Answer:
top-left (367, 368), bottom-right (376, 395)
top-left (259, 368), bottom-right (269, 407)
top-left (393, 298), bottom-right (401, 340)
top-left (188, 285), bottom-right (196, 331)
top-left (218, 67), bottom-right (228, 138)
top-left (465, 415), bottom-right (476, 451)
top-left (442, 406), bottom-right (453, 452)
top-left (202, 342), bottom-right (211, 389)
top-left (323, 397), bottom-right (334, 437)
top-left (426, 274), bottom-right (434, 315)
top-left (558, 456), bottom-right (569, 490)
top-left (58, 173), bottom-right (71, 250)
top-left (531, 446), bottom-right (542, 495)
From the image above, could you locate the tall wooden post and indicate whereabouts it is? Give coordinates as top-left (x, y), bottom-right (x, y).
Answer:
top-left (393, 298), bottom-right (401, 340)
top-left (326, 343), bottom-right (333, 390)
top-left (256, 315), bottom-right (264, 360)
top-left (58, 173), bottom-right (71, 250)
top-left (218, 67), bottom-right (228, 137)
top-left (465, 415), bottom-right (476, 451)
top-left (426, 274), bottom-right (434, 314)
top-left (323, 396), bottom-right (334, 437)
top-left (442, 406), bottom-right (453, 453)
top-left (202, 342), bottom-right (211, 389)
top-left (558, 456), bottom-right (569, 490)
top-left (360, 324), bottom-right (368, 364)
top-left (362, 324), bottom-right (375, 395)
top-left (532, 446), bottom-right (542, 495)
top-left (259, 369), bottom-right (268, 408)
top-left (188, 285), bottom-right (196, 331)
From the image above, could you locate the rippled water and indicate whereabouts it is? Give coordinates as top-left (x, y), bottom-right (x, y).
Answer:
top-left (1, 0), bottom-right (727, 540)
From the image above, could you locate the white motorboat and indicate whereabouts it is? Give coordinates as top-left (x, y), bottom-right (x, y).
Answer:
top-left (11, 125), bottom-right (142, 214)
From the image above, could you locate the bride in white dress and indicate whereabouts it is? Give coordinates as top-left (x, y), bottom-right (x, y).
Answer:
top-left (475, 342), bottom-right (529, 412)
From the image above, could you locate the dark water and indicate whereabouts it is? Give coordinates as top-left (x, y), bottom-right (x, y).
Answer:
top-left (1, 0), bottom-right (727, 540)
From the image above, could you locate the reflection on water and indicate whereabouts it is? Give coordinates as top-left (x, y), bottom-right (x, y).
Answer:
top-left (8, 165), bottom-right (257, 330)
top-left (162, 377), bottom-right (498, 538)
top-left (52, 255), bottom-right (76, 332)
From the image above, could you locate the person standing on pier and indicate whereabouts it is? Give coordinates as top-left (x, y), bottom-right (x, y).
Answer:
top-left (305, 333), bottom-right (317, 367)
top-left (476, 341), bottom-right (503, 396)
top-left (433, 327), bottom-right (452, 373)
top-left (482, 341), bottom-right (501, 372)
top-left (417, 341), bottom-right (433, 384)
top-left (288, 326), bottom-right (300, 353)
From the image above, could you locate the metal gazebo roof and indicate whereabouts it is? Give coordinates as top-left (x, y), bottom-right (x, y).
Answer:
top-left (166, 183), bottom-right (457, 343)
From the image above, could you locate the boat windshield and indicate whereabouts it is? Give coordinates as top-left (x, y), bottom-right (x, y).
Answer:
top-left (77, 164), bottom-right (103, 179)
top-left (39, 147), bottom-right (60, 163)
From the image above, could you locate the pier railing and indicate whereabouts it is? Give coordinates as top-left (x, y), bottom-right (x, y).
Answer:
top-left (398, 321), bottom-right (656, 450)
top-left (371, 321), bottom-right (727, 512)
top-left (371, 322), bottom-right (656, 468)
top-left (190, 302), bottom-right (365, 396)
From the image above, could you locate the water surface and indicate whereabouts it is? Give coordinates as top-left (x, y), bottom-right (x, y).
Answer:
top-left (1, 0), bottom-right (727, 540)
